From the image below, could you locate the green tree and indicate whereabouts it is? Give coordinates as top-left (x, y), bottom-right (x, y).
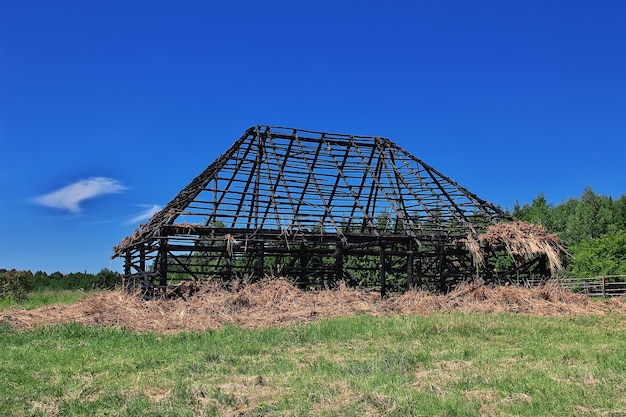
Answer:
top-left (511, 188), bottom-right (625, 276)
top-left (551, 197), bottom-right (578, 245)
top-left (612, 195), bottom-right (626, 232)
top-left (569, 187), bottom-right (612, 244)
top-left (94, 268), bottom-right (123, 289)
top-left (512, 193), bottom-right (553, 227)
top-left (32, 270), bottom-right (50, 291)
top-left (569, 230), bottom-right (626, 277)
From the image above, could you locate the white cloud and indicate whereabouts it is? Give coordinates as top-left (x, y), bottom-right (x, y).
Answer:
top-left (126, 204), bottom-right (161, 225)
top-left (33, 177), bottom-right (128, 213)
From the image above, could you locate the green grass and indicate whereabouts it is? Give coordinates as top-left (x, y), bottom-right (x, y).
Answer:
top-left (1, 311), bottom-right (626, 416)
top-left (0, 290), bottom-right (91, 310)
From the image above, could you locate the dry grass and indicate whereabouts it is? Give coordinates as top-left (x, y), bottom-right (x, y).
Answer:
top-left (478, 221), bottom-right (567, 275)
top-left (2, 278), bottom-right (625, 334)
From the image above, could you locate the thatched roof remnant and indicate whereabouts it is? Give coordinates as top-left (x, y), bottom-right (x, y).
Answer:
top-left (477, 221), bottom-right (567, 276)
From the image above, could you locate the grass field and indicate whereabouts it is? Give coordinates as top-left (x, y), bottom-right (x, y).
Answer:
top-left (0, 290), bottom-right (91, 311)
top-left (1, 297), bottom-right (626, 416)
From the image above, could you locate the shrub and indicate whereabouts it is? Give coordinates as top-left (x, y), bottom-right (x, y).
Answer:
top-left (0, 270), bottom-right (35, 301)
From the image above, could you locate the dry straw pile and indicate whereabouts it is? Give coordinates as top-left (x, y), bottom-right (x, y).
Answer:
top-left (465, 221), bottom-right (567, 275)
top-left (2, 278), bottom-right (624, 334)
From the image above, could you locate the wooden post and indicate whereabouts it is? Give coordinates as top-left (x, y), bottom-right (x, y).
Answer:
top-left (602, 276), bottom-right (606, 297)
top-left (438, 244), bottom-right (447, 293)
top-left (225, 243), bottom-right (234, 280)
top-left (124, 250), bottom-right (132, 289)
top-left (407, 239), bottom-right (414, 290)
top-left (412, 253), bottom-right (422, 288)
top-left (159, 239), bottom-right (168, 288)
top-left (299, 243), bottom-right (308, 287)
top-left (139, 245), bottom-right (146, 274)
top-left (124, 251), bottom-right (131, 276)
top-left (335, 240), bottom-right (344, 285)
top-left (256, 241), bottom-right (265, 279)
top-left (139, 244), bottom-right (147, 290)
top-left (379, 241), bottom-right (386, 298)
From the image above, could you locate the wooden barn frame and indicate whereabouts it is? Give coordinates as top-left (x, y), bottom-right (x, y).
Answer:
top-left (113, 125), bottom-right (550, 297)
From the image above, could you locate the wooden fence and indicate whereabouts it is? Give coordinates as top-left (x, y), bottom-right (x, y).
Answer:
top-left (557, 275), bottom-right (626, 297)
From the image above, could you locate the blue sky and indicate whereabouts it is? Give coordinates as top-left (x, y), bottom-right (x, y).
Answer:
top-left (1, 0), bottom-right (624, 274)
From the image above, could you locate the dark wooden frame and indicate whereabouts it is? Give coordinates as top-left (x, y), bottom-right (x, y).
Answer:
top-left (113, 126), bottom-right (547, 297)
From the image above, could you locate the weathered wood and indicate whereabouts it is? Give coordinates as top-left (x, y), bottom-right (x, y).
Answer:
top-left (407, 239), bottom-right (414, 289)
top-left (113, 125), bottom-right (539, 296)
top-left (379, 241), bottom-right (386, 298)
top-left (158, 240), bottom-right (168, 287)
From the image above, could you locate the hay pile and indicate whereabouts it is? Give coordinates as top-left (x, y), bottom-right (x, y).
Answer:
top-left (2, 279), bottom-right (624, 334)
top-left (471, 221), bottom-right (567, 275)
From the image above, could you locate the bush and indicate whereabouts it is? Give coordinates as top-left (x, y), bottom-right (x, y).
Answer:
top-left (1, 268), bottom-right (124, 295)
top-left (0, 270), bottom-right (35, 301)
top-left (569, 230), bottom-right (626, 278)
top-left (94, 268), bottom-right (123, 290)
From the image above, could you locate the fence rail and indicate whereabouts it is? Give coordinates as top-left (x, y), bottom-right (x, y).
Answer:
top-left (557, 275), bottom-right (626, 297)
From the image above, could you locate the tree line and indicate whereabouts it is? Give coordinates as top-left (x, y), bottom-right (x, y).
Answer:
top-left (511, 186), bottom-right (626, 278)
top-left (0, 268), bottom-right (122, 301)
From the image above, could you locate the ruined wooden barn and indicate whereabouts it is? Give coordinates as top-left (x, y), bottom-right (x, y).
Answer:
top-left (113, 125), bottom-right (555, 297)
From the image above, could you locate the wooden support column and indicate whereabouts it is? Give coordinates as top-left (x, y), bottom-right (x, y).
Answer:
top-left (407, 239), bottom-right (414, 290)
top-left (225, 249), bottom-right (234, 280)
top-left (159, 239), bottom-right (168, 288)
top-left (124, 251), bottom-right (131, 276)
top-left (437, 245), bottom-right (447, 292)
top-left (139, 245), bottom-right (146, 273)
top-left (299, 243), bottom-right (309, 287)
top-left (139, 244), bottom-right (147, 290)
top-left (539, 255), bottom-right (550, 279)
top-left (124, 250), bottom-right (132, 289)
top-left (256, 241), bottom-right (265, 279)
top-left (379, 241), bottom-right (387, 298)
top-left (334, 240), bottom-right (344, 284)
